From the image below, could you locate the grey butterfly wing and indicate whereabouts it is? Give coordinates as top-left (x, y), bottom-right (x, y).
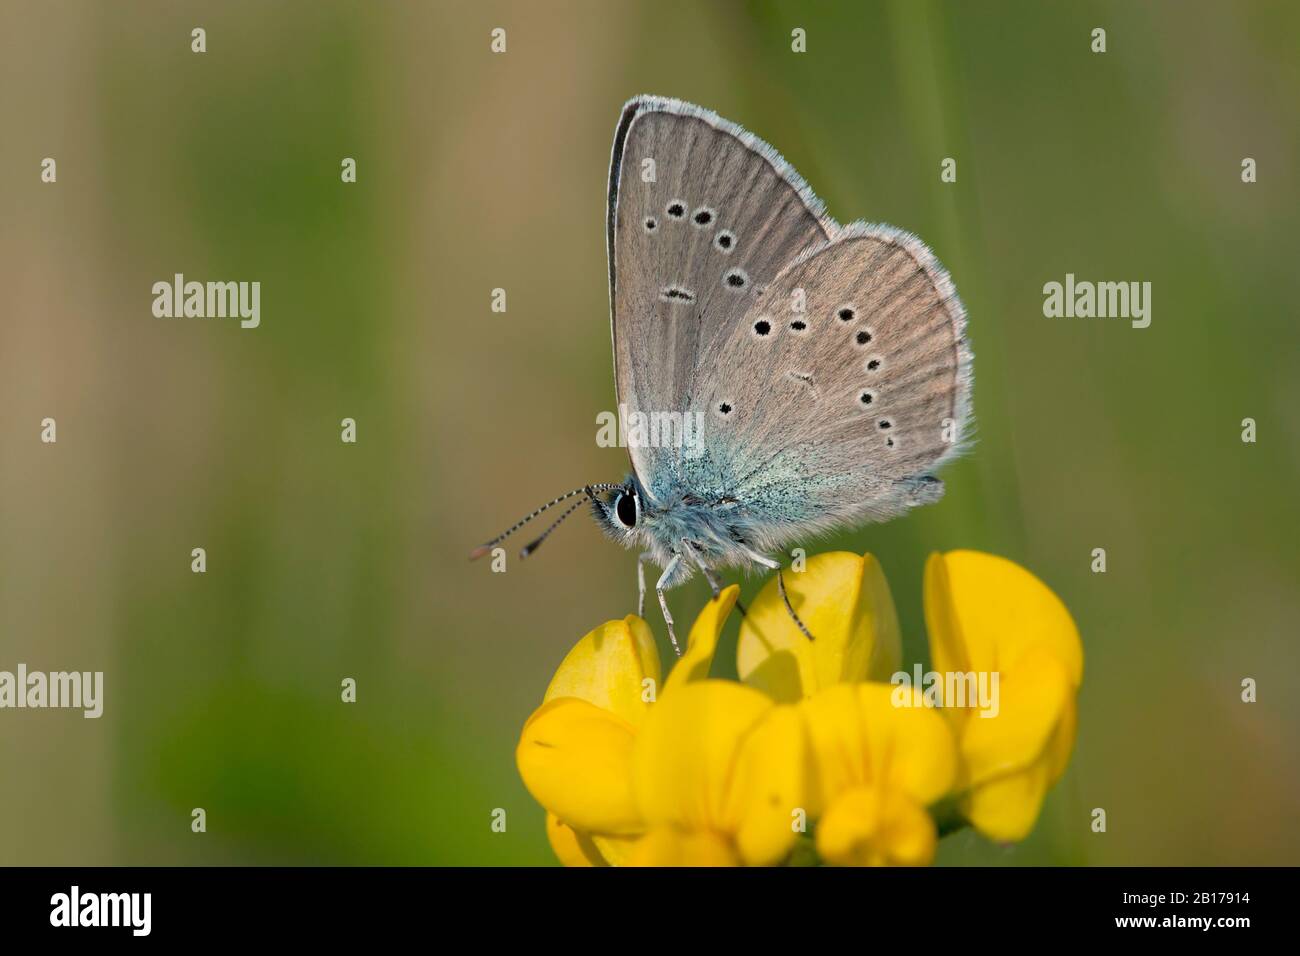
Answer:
top-left (607, 96), bottom-right (833, 504)
top-left (693, 222), bottom-right (972, 547)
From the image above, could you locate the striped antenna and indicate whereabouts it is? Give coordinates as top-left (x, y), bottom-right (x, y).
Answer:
top-left (469, 483), bottom-right (622, 560)
top-left (519, 495), bottom-right (587, 559)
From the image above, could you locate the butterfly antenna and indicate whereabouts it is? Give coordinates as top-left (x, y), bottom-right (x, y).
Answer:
top-left (519, 496), bottom-right (588, 560)
top-left (469, 483), bottom-right (622, 560)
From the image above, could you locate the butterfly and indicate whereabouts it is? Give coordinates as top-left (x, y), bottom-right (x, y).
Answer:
top-left (472, 95), bottom-right (971, 655)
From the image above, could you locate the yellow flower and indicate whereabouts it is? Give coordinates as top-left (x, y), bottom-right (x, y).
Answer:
top-left (924, 550), bottom-right (1084, 842)
top-left (518, 698), bottom-right (642, 838)
top-left (731, 552), bottom-right (955, 864)
top-left (798, 683), bottom-right (957, 866)
top-left (736, 552), bottom-right (901, 702)
top-left (629, 679), bottom-right (803, 866)
top-left (543, 615), bottom-right (662, 730)
top-left (736, 548), bottom-right (1083, 849)
top-left (519, 586), bottom-right (799, 865)
top-left (518, 548), bottom-right (1083, 864)
top-left (515, 615), bottom-right (660, 846)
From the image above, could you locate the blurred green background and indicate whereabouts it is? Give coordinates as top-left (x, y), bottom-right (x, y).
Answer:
top-left (1, 0), bottom-right (1297, 866)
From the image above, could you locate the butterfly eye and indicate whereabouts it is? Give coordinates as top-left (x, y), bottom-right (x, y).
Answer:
top-left (614, 491), bottom-right (638, 529)
top-left (666, 200), bottom-right (687, 219)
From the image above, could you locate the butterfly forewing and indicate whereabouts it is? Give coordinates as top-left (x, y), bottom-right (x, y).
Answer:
top-left (608, 96), bottom-right (832, 503)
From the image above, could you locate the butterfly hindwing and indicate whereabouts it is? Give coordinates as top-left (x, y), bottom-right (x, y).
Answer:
top-left (607, 96), bottom-right (832, 503)
top-left (696, 223), bottom-right (971, 541)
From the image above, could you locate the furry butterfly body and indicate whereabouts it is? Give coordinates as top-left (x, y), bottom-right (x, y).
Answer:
top-left (475, 95), bottom-right (971, 652)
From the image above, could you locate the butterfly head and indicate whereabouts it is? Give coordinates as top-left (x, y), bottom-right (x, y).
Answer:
top-left (590, 476), bottom-right (646, 546)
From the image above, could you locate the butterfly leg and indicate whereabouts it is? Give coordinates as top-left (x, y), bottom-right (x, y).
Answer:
top-left (636, 552), bottom-right (656, 618)
top-left (777, 569), bottom-right (815, 642)
top-left (701, 566), bottom-right (723, 600)
top-left (738, 544), bottom-right (816, 642)
top-left (679, 538), bottom-right (721, 598)
top-left (656, 555), bottom-right (683, 658)
top-left (681, 539), bottom-right (747, 618)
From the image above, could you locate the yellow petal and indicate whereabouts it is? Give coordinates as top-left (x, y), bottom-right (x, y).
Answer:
top-left (517, 698), bottom-right (642, 835)
top-left (663, 586), bottom-right (738, 697)
top-left (632, 680), bottom-right (774, 832)
top-left (626, 826), bottom-right (741, 867)
top-left (737, 552), bottom-right (901, 703)
top-left (545, 616), bottom-right (661, 728)
top-left (923, 550), bottom-right (1083, 843)
top-left (960, 759), bottom-right (1055, 843)
top-left (817, 786), bottom-right (937, 866)
top-left (1043, 696), bottom-right (1079, 782)
top-left (800, 683), bottom-right (956, 816)
top-left (958, 646), bottom-right (1072, 788)
top-left (922, 553), bottom-right (971, 679)
top-left (924, 550), bottom-right (1083, 685)
top-left (590, 833), bottom-right (642, 867)
top-left (545, 813), bottom-right (609, 867)
top-left (727, 703), bottom-right (806, 866)
top-left (962, 694), bottom-right (1078, 843)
